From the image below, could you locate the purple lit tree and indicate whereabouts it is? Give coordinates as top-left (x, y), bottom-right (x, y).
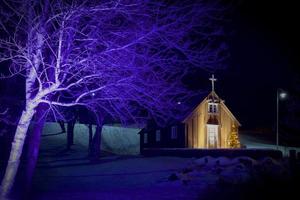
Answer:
top-left (0, 0), bottom-right (228, 197)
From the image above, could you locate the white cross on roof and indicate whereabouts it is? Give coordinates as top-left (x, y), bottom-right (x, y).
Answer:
top-left (209, 74), bottom-right (217, 92)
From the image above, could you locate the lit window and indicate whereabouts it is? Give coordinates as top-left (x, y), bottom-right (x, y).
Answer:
top-left (144, 133), bottom-right (148, 144)
top-left (171, 126), bottom-right (177, 139)
top-left (156, 130), bottom-right (161, 142)
top-left (207, 125), bottom-right (218, 147)
top-left (208, 127), bottom-right (217, 145)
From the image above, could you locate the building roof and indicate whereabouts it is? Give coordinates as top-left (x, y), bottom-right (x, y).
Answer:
top-left (183, 91), bottom-right (241, 126)
top-left (207, 91), bottom-right (221, 103)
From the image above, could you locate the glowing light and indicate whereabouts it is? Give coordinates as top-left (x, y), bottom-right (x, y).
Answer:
top-left (279, 92), bottom-right (287, 99)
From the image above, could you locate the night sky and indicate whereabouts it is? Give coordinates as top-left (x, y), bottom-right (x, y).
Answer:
top-left (1, 0), bottom-right (299, 131)
top-left (197, 0), bottom-right (300, 130)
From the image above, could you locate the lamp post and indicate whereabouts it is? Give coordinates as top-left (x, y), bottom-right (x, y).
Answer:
top-left (276, 89), bottom-right (287, 150)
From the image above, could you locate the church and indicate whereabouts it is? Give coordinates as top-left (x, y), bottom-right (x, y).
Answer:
top-left (183, 75), bottom-right (241, 148)
top-left (139, 75), bottom-right (241, 150)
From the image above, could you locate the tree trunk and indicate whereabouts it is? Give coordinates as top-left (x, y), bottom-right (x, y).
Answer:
top-left (23, 104), bottom-right (48, 196)
top-left (67, 121), bottom-right (75, 150)
top-left (0, 105), bottom-right (36, 199)
top-left (88, 124), bottom-right (93, 154)
top-left (89, 124), bottom-right (102, 159)
top-left (59, 121), bottom-right (66, 133)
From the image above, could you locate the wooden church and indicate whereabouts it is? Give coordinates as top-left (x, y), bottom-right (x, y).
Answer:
top-left (183, 75), bottom-right (241, 148)
top-left (139, 75), bottom-right (241, 150)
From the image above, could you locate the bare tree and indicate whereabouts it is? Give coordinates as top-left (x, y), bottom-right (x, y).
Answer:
top-left (0, 0), bottom-right (227, 198)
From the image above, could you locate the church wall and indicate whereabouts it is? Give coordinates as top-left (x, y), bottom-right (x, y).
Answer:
top-left (187, 119), bottom-right (193, 148)
top-left (192, 115), bottom-right (198, 147)
top-left (185, 101), bottom-right (207, 148)
top-left (184, 105), bottom-right (195, 148)
top-left (220, 106), bottom-right (228, 147)
top-left (198, 106), bottom-right (205, 148)
top-left (220, 105), bottom-right (237, 148)
top-left (197, 111), bottom-right (203, 148)
top-left (184, 96), bottom-right (240, 149)
top-left (201, 102), bottom-right (208, 148)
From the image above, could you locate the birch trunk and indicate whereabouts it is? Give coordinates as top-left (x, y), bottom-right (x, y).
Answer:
top-left (23, 104), bottom-right (48, 196)
top-left (0, 105), bottom-right (36, 199)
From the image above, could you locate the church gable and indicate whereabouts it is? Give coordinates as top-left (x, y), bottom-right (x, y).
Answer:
top-left (183, 74), bottom-right (241, 148)
top-left (183, 84), bottom-right (240, 127)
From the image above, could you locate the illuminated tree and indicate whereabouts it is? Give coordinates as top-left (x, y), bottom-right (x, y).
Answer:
top-left (228, 124), bottom-right (240, 148)
top-left (0, 0), bottom-right (228, 197)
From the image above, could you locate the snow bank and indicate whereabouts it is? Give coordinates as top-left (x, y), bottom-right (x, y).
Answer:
top-left (219, 163), bottom-right (251, 184)
top-left (166, 156), bottom-right (289, 187)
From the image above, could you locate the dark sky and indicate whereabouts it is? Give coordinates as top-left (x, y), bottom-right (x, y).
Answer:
top-left (214, 0), bottom-right (300, 130)
top-left (1, 0), bottom-right (299, 131)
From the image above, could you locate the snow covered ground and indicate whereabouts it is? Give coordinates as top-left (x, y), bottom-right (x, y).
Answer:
top-left (31, 153), bottom-right (291, 200)
top-left (32, 156), bottom-right (203, 200)
top-left (28, 123), bottom-right (298, 200)
top-left (31, 123), bottom-right (208, 199)
top-left (32, 123), bottom-right (201, 199)
top-left (39, 122), bottom-right (140, 157)
top-left (239, 132), bottom-right (300, 156)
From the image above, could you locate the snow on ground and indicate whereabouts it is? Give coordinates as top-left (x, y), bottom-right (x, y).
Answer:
top-left (40, 122), bottom-right (140, 157)
top-left (239, 132), bottom-right (300, 156)
top-left (101, 124), bottom-right (140, 155)
top-left (32, 151), bottom-right (290, 200)
top-left (32, 156), bottom-right (202, 200)
top-left (33, 123), bottom-right (202, 199)
top-left (29, 124), bottom-right (296, 200)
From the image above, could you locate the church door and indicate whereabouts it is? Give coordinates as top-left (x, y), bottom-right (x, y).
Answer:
top-left (207, 125), bottom-right (218, 148)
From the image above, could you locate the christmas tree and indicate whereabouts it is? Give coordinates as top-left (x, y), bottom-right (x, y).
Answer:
top-left (228, 124), bottom-right (240, 148)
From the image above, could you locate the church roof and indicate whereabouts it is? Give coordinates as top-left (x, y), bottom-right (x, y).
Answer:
top-left (207, 91), bottom-right (221, 103)
top-left (183, 74), bottom-right (241, 126)
top-left (182, 91), bottom-right (241, 126)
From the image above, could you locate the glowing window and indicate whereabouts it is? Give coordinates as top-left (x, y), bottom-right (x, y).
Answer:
top-left (207, 125), bottom-right (218, 147)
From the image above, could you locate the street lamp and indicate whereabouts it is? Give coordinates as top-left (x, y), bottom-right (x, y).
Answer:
top-left (276, 89), bottom-right (287, 150)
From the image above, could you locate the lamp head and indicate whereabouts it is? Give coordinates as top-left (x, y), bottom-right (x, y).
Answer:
top-left (279, 91), bottom-right (287, 99)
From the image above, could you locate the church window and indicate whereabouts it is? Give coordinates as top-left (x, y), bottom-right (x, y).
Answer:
top-left (208, 103), bottom-right (218, 113)
top-left (144, 133), bottom-right (148, 144)
top-left (171, 126), bottom-right (177, 139)
top-left (156, 130), bottom-right (161, 142)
